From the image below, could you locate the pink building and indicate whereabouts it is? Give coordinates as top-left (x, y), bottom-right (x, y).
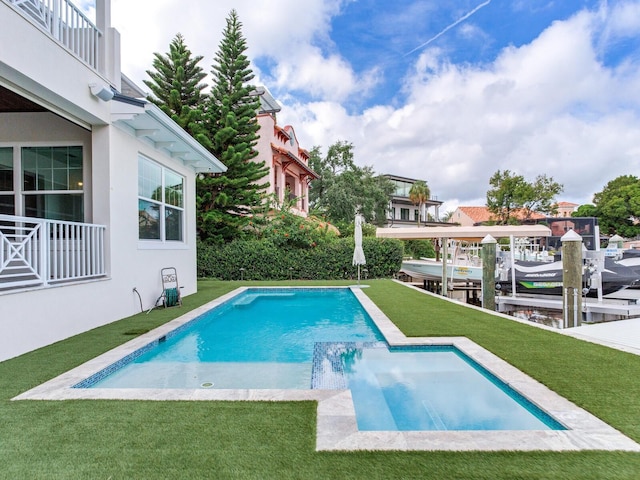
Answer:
top-left (552, 201), bottom-right (579, 217)
top-left (254, 88), bottom-right (318, 217)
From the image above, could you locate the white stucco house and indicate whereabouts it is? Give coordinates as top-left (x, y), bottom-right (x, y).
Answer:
top-left (383, 174), bottom-right (443, 227)
top-left (0, 0), bottom-right (226, 361)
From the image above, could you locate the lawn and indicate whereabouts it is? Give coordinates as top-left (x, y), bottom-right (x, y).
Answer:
top-left (1, 279), bottom-right (639, 479)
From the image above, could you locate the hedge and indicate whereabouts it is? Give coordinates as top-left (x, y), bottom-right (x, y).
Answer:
top-left (197, 237), bottom-right (403, 280)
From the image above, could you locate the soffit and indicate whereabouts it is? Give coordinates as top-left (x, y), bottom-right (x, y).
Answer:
top-left (112, 100), bottom-right (226, 174)
top-left (271, 143), bottom-right (318, 179)
top-left (376, 224), bottom-right (552, 240)
top-left (0, 84), bottom-right (47, 112)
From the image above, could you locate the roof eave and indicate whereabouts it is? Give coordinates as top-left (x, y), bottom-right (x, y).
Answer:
top-left (111, 99), bottom-right (226, 174)
top-left (144, 104), bottom-right (226, 173)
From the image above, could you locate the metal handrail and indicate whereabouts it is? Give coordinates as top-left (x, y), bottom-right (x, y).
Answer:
top-left (5, 0), bottom-right (102, 70)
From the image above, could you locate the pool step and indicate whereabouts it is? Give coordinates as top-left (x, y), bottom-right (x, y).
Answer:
top-left (233, 292), bottom-right (296, 307)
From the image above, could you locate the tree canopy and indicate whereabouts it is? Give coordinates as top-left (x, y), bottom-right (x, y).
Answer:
top-left (143, 33), bottom-right (210, 147)
top-left (486, 170), bottom-right (562, 224)
top-left (308, 141), bottom-right (394, 228)
top-left (588, 175), bottom-right (640, 237)
top-left (196, 9), bottom-right (269, 243)
top-left (408, 180), bottom-right (430, 226)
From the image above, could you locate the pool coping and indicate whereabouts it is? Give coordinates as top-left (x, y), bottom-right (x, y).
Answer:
top-left (13, 286), bottom-right (640, 452)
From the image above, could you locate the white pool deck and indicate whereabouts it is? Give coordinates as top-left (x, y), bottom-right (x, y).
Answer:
top-left (13, 285), bottom-right (640, 452)
top-left (564, 317), bottom-right (640, 356)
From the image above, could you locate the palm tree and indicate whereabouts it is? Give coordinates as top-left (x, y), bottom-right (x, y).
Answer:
top-left (442, 210), bottom-right (455, 223)
top-left (409, 180), bottom-right (430, 226)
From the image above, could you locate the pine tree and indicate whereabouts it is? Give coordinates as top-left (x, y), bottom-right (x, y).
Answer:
top-left (197, 9), bottom-right (269, 243)
top-left (143, 33), bottom-right (210, 147)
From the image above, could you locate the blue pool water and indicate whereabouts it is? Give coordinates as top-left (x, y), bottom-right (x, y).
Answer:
top-left (341, 345), bottom-right (563, 431)
top-left (79, 288), bottom-right (563, 431)
top-left (87, 288), bottom-right (384, 389)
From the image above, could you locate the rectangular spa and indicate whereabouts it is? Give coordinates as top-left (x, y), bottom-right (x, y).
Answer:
top-left (339, 345), bottom-right (563, 431)
top-left (72, 288), bottom-right (562, 431)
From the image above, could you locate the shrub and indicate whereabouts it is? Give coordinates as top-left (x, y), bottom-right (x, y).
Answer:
top-left (249, 210), bottom-right (339, 248)
top-left (197, 237), bottom-right (403, 280)
top-left (403, 239), bottom-right (436, 259)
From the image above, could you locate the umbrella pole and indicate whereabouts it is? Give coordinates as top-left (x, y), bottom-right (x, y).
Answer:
top-left (357, 265), bottom-right (361, 286)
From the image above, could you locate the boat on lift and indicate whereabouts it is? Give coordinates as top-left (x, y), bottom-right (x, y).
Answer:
top-left (495, 254), bottom-right (640, 297)
top-left (401, 258), bottom-right (483, 282)
top-left (401, 241), bottom-right (483, 282)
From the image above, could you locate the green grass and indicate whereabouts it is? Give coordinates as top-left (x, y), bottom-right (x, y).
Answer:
top-left (1, 279), bottom-right (639, 479)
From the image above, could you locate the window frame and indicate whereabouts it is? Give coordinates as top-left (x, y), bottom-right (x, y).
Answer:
top-left (0, 143), bottom-right (86, 221)
top-left (137, 154), bottom-right (186, 245)
top-left (0, 146), bottom-right (15, 215)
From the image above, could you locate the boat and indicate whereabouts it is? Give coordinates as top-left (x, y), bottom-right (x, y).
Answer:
top-left (615, 250), bottom-right (640, 289)
top-left (403, 247), bottom-right (640, 296)
top-left (401, 258), bottom-right (483, 282)
top-left (495, 256), bottom-right (640, 296)
top-left (396, 230), bottom-right (640, 296)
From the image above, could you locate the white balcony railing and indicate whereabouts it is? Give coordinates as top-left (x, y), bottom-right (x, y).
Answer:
top-left (0, 214), bottom-right (106, 291)
top-left (6, 0), bottom-right (101, 70)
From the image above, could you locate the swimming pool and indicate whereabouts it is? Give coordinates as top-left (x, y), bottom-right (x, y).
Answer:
top-left (74, 288), bottom-right (561, 431)
top-left (15, 286), bottom-right (640, 452)
top-left (81, 288), bottom-right (384, 390)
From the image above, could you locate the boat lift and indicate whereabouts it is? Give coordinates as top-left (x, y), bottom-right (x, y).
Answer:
top-left (377, 224), bottom-right (552, 295)
top-left (378, 224), bottom-right (640, 325)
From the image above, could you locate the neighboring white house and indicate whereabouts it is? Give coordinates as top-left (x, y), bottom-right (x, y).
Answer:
top-left (0, 0), bottom-right (226, 361)
top-left (383, 174), bottom-right (443, 227)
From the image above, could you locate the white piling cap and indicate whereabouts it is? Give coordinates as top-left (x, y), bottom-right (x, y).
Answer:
top-left (481, 234), bottom-right (497, 244)
top-left (561, 229), bottom-right (583, 242)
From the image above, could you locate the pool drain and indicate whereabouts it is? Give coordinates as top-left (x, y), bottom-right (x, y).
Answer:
top-left (201, 382), bottom-right (214, 388)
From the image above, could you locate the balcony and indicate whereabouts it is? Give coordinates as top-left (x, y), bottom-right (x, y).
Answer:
top-left (0, 214), bottom-right (106, 292)
top-left (5, 0), bottom-right (102, 70)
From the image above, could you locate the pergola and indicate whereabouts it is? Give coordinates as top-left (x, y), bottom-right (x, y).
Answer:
top-left (377, 224), bottom-right (553, 303)
top-left (376, 225), bottom-right (552, 241)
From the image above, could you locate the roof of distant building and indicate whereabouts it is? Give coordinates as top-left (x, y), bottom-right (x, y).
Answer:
top-left (383, 173), bottom-right (424, 183)
top-left (271, 144), bottom-right (318, 179)
top-left (456, 206), bottom-right (545, 224)
top-left (256, 86), bottom-right (281, 114)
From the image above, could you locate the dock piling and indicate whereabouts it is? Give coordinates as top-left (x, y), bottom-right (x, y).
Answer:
top-left (562, 230), bottom-right (583, 328)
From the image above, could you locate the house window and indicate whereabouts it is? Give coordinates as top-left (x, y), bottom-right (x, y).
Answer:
top-left (414, 210), bottom-right (419, 222)
top-left (22, 146), bottom-right (83, 222)
top-left (400, 208), bottom-right (409, 220)
top-left (138, 155), bottom-right (184, 242)
top-left (0, 147), bottom-right (14, 215)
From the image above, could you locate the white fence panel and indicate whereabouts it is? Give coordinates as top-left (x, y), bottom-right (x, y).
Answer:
top-left (0, 214), bottom-right (106, 291)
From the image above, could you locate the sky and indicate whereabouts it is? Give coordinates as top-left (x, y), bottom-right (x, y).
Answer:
top-left (93, 0), bottom-right (640, 214)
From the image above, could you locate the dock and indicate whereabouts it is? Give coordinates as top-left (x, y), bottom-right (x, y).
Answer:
top-left (402, 271), bottom-right (640, 324)
top-left (402, 275), bottom-right (482, 306)
top-left (496, 290), bottom-right (640, 323)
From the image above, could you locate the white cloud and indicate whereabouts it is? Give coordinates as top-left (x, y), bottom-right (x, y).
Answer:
top-left (605, 0), bottom-right (640, 37)
top-left (266, 46), bottom-right (379, 102)
top-left (283, 4), bottom-right (640, 208)
top-left (112, 0), bottom-right (372, 100)
top-left (110, 0), bottom-right (640, 210)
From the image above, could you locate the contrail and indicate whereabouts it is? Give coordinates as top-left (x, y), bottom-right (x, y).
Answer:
top-left (404, 0), bottom-right (492, 56)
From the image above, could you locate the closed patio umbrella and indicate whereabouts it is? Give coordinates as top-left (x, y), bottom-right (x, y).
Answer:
top-left (353, 214), bottom-right (366, 285)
